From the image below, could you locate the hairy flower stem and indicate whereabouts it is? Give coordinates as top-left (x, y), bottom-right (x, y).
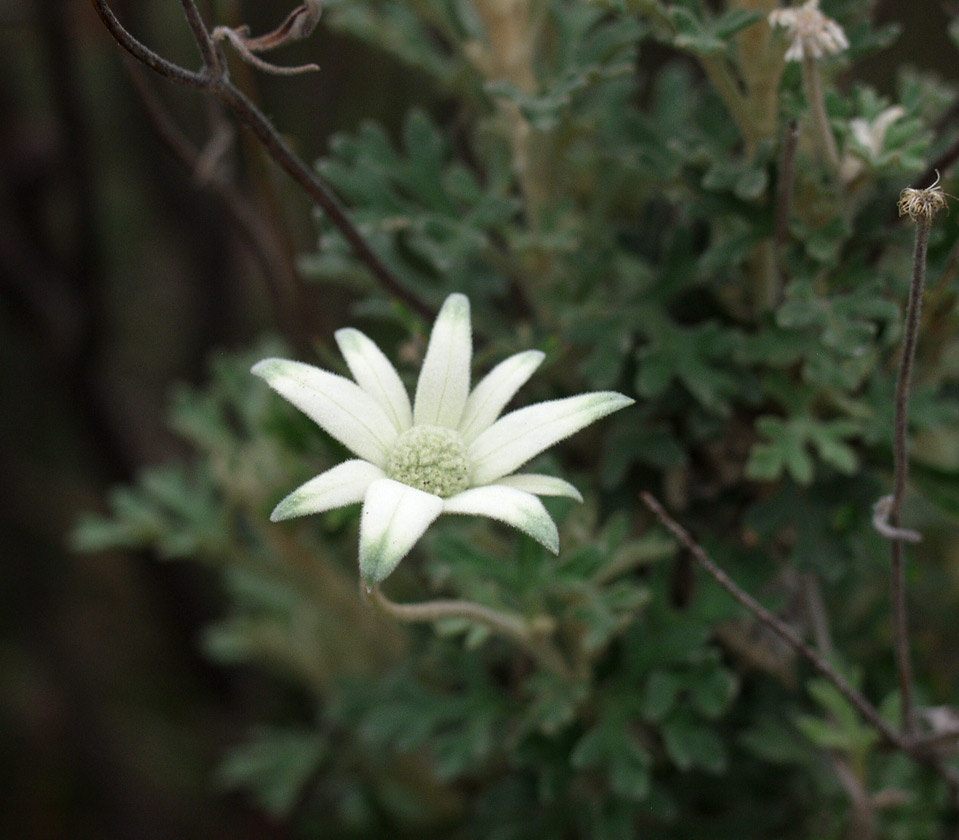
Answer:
top-left (889, 216), bottom-right (931, 735)
top-left (366, 584), bottom-right (574, 680)
top-left (802, 57), bottom-right (840, 175)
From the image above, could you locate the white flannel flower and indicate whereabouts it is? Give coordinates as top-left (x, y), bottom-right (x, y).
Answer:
top-left (768, 0), bottom-right (849, 62)
top-left (839, 105), bottom-right (906, 182)
top-left (252, 294), bottom-right (634, 586)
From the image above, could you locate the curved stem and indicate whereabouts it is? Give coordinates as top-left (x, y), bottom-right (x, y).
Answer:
top-left (801, 57), bottom-right (840, 175)
top-left (888, 217), bottom-right (931, 735)
top-left (366, 584), bottom-right (573, 679)
top-left (89, 0), bottom-right (209, 88)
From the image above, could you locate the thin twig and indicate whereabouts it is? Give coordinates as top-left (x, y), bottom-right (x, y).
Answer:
top-left (888, 216), bottom-right (932, 735)
top-left (641, 493), bottom-right (959, 788)
top-left (775, 119), bottom-right (799, 250)
top-left (640, 494), bottom-right (903, 748)
top-left (124, 60), bottom-right (310, 353)
top-left (178, 0), bottom-right (220, 73)
top-left (365, 584), bottom-right (573, 680)
top-left (88, 0), bottom-right (208, 88)
top-left (88, 0), bottom-right (434, 321)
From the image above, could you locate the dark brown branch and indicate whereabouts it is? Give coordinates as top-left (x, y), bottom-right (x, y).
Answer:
top-left (178, 0), bottom-right (220, 74)
top-left (89, 0), bottom-right (208, 88)
top-left (212, 80), bottom-right (432, 318)
top-left (124, 61), bottom-right (310, 354)
top-left (640, 493), bottom-right (959, 787)
top-left (88, 0), bottom-right (434, 321)
top-left (640, 496), bottom-right (903, 749)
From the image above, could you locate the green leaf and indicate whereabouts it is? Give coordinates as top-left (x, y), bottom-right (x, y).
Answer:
top-left (571, 718), bottom-right (651, 801)
top-left (689, 663), bottom-right (739, 719)
top-left (910, 461), bottom-right (959, 523)
top-left (216, 727), bottom-right (326, 818)
top-left (636, 322), bottom-right (742, 414)
top-left (642, 671), bottom-right (682, 722)
top-left (662, 717), bottom-right (727, 774)
top-left (746, 416), bottom-right (859, 485)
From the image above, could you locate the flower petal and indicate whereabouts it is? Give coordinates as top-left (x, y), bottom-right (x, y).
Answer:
top-left (359, 478), bottom-right (444, 585)
top-left (413, 293), bottom-right (472, 428)
top-left (458, 350), bottom-right (545, 443)
top-left (443, 485), bottom-right (559, 553)
top-left (335, 328), bottom-right (413, 432)
top-left (271, 459), bottom-right (385, 521)
top-left (469, 392), bottom-right (635, 485)
top-left (252, 358), bottom-right (397, 467)
top-left (494, 473), bottom-right (583, 502)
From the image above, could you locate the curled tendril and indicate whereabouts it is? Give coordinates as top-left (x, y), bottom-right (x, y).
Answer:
top-left (212, 1), bottom-right (322, 76)
top-left (872, 495), bottom-right (922, 544)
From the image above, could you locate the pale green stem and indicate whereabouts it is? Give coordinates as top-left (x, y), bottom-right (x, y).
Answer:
top-left (801, 56), bottom-right (840, 175)
top-left (632, 0), bottom-right (756, 149)
top-left (365, 584), bottom-right (574, 679)
top-left (699, 53), bottom-right (757, 151)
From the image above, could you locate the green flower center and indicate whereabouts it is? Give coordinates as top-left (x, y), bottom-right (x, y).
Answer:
top-left (386, 425), bottom-right (471, 498)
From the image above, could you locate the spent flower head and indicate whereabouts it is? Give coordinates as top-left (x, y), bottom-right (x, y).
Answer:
top-left (252, 294), bottom-right (633, 586)
top-left (768, 0), bottom-right (849, 62)
top-left (898, 172), bottom-right (950, 223)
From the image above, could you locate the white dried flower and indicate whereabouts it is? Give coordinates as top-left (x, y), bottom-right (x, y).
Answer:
top-left (839, 105), bottom-right (906, 182)
top-left (898, 172), bottom-right (949, 223)
top-left (253, 294), bottom-right (633, 585)
top-left (768, 0), bottom-right (849, 62)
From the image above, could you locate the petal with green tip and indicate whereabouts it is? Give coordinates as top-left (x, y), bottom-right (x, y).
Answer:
top-left (443, 485), bottom-right (559, 553)
top-left (493, 474), bottom-right (583, 502)
top-left (335, 328), bottom-right (412, 432)
top-left (252, 357), bottom-right (397, 467)
top-left (359, 478), bottom-right (444, 585)
top-left (458, 350), bottom-right (545, 443)
top-left (413, 294), bottom-right (472, 429)
top-left (271, 459), bottom-right (385, 521)
top-left (469, 392), bottom-right (634, 485)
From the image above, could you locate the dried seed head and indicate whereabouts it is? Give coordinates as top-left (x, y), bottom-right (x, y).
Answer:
top-left (769, 0), bottom-right (849, 62)
top-left (898, 172), bottom-right (950, 223)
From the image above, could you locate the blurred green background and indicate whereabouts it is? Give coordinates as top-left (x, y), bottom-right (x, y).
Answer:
top-left (0, 1), bottom-right (956, 837)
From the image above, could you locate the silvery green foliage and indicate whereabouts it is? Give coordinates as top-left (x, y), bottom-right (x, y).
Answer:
top-left (77, 0), bottom-right (959, 835)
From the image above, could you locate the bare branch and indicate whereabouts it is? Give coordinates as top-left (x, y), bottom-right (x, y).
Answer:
top-left (89, 0), bottom-right (208, 88)
top-left (640, 494), bottom-right (901, 748)
top-left (178, 0), bottom-right (220, 73)
top-left (640, 493), bottom-right (959, 786)
top-left (88, 0), bottom-right (434, 321)
top-left (124, 61), bottom-right (310, 353)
